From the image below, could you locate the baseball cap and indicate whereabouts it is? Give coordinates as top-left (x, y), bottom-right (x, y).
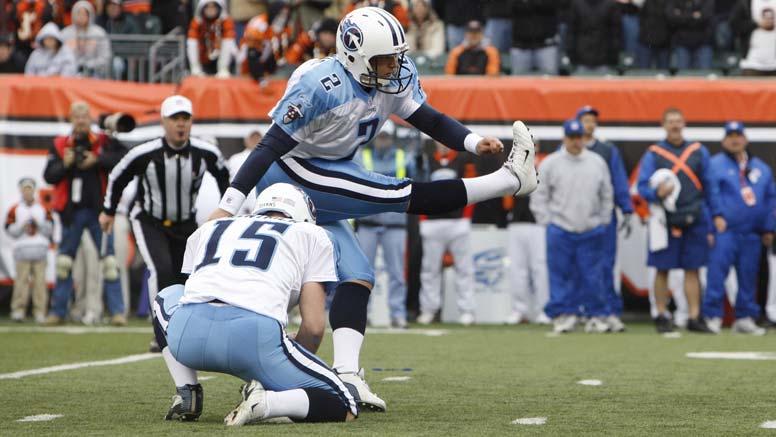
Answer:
top-left (161, 95), bottom-right (193, 118)
top-left (563, 119), bottom-right (584, 137)
top-left (18, 177), bottom-right (36, 189)
top-left (575, 105), bottom-right (599, 119)
top-left (724, 121), bottom-right (745, 136)
top-left (465, 20), bottom-right (483, 32)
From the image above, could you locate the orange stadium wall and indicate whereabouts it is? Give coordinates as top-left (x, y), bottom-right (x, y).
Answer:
top-left (2, 75), bottom-right (775, 312)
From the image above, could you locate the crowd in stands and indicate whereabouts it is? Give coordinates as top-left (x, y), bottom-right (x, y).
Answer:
top-left (1, 0), bottom-right (775, 79)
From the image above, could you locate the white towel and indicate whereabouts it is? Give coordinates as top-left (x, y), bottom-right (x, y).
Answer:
top-left (647, 169), bottom-right (682, 252)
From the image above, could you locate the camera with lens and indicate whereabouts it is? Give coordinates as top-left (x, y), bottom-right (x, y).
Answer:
top-left (73, 136), bottom-right (90, 165)
top-left (98, 113), bottom-right (136, 133)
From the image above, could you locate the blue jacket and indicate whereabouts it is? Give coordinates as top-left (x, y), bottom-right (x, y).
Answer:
top-left (354, 145), bottom-right (415, 227)
top-left (587, 139), bottom-right (634, 214)
top-left (709, 152), bottom-right (776, 234)
top-left (637, 140), bottom-right (719, 228)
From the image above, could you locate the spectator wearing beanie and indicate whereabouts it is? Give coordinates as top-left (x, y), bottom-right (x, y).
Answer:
top-left (566, 0), bottom-right (622, 74)
top-left (445, 20), bottom-right (500, 76)
top-left (98, 0), bottom-right (140, 34)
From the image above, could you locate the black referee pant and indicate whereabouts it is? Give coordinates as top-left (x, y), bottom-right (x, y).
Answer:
top-left (131, 212), bottom-right (197, 305)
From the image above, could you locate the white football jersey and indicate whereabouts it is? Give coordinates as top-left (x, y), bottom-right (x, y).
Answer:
top-left (180, 215), bottom-right (338, 326)
top-left (269, 56), bottom-right (426, 161)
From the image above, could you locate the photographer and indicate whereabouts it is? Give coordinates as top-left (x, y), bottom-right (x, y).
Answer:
top-left (43, 101), bottom-right (127, 325)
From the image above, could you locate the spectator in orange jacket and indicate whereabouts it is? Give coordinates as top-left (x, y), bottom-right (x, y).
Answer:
top-left (445, 20), bottom-right (500, 76)
top-left (343, 0), bottom-right (409, 30)
top-left (187, 0), bottom-right (236, 78)
top-left (285, 17), bottom-right (338, 65)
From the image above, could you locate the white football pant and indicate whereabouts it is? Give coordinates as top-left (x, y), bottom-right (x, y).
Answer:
top-left (419, 218), bottom-right (475, 314)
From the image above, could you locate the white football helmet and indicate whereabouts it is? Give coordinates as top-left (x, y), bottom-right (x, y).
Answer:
top-left (336, 6), bottom-right (412, 94)
top-left (253, 183), bottom-right (317, 224)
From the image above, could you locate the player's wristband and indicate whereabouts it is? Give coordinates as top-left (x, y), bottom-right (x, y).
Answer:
top-left (464, 133), bottom-right (483, 155)
top-left (218, 187), bottom-right (246, 215)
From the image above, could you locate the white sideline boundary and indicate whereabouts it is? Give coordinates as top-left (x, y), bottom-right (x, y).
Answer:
top-left (0, 353), bottom-right (160, 380)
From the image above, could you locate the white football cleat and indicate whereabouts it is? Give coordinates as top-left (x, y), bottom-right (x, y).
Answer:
top-left (416, 312), bottom-right (435, 325)
top-left (336, 368), bottom-right (386, 412)
top-left (732, 317), bottom-right (766, 336)
top-left (705, 317), bottom-right (722, 334)
top-left (505, 121), bottom-right (539, 196)
top-left (224, 380), bottom-right (268, 426)
top-left (459, 312), bottom-right (475, 326)
top-left (553, 315), bottom-right (577, 334)
top-left (606, 315), bottom-right (626, 333)
top-left (584, 317), bottom-right (610, 334)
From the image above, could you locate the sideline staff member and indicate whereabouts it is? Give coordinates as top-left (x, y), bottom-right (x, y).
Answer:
top-left (99, 95), bottom-right (230, 335)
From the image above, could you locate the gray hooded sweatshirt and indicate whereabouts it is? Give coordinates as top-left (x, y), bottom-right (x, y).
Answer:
top-left (24, 22), bottom-right (78, 77)
top-left (530, 146), bottom-right (614, 234)
top-left (61, 0), bottom-right (112, 75)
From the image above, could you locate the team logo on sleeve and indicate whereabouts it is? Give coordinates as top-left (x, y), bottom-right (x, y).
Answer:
top-left (283, 103), bottom-right (304, 124)
top-left (340, 18), bottom-right (363, 51)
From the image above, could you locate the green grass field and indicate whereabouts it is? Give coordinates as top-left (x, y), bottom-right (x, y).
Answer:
top-left (1, 320), bottom-right (776, 436)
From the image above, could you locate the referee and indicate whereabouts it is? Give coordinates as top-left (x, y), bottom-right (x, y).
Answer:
top-left (99, 96), bottom-right (230, 348)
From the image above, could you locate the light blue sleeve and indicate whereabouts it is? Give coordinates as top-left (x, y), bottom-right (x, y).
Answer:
top-left (269, 74), bottom-right (333, 141)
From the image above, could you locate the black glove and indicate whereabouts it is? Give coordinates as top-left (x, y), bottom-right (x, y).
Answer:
top-left (619, 213), bottom-right (633, 239)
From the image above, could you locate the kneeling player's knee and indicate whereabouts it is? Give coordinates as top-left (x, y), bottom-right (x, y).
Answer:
top-left (55, 255), bottom-right (73, 280)
top-left (298, 388), bottom-right (351, 423)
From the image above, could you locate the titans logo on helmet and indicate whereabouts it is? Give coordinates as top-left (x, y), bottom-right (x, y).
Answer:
top-left (340, 18), bottom-right (363, 51)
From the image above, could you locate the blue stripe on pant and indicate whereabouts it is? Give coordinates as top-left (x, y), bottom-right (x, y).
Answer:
top-left (164, 298), bottom-right (357, 415)
top-left (702, 232), bottom-right (762, 319)
top-left (544, 224), bottom-right (609, 318)
top-left (603, 218), bottom-right (622, 316)
top-left (257, 157), bottom-right (411, 225)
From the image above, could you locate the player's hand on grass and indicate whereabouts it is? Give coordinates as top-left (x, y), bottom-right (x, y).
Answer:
top-left (476, 137), bottom-right (504, 155)
top-left (207, 208), bottom-right (234, 222)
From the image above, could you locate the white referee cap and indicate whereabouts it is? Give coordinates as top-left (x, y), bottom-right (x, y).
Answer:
top-left (161, 95), bottom-right (193, 118)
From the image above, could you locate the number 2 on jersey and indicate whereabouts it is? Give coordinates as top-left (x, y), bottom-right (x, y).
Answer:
top-left (195, 219), bottom-right (289, 272)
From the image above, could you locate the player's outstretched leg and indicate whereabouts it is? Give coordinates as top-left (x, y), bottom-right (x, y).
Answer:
top-left (506, 121), bottom-right (539, 196)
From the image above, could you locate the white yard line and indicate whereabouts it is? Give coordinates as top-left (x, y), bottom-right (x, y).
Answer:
top-left (511, 417), bottom-right (547, 425)
top-left (577, 379), bottom-right (603, 386)
top-left (382, 376), bottom-right (412, 382)
top-left (761, 421), bottom-right (776, 429)
top-left (687, 352), bottom-right (776, 361)
top-left (365, 328), bottom-right (448, 336)
top-left (0, 353), bottom-right (160, 380)
top-left (16, 414), bottom-right (63, 422)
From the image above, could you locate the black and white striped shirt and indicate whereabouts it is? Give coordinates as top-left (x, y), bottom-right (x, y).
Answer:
top-left (103, 137), bottom-right (230, 224)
